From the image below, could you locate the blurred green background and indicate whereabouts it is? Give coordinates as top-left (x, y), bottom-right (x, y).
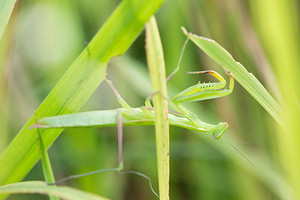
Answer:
top-left (1, 0), bottom-right (297, 199)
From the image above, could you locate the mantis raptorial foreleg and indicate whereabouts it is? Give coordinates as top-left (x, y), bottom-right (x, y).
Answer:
top-left (171, 70), bottom-right (234, 104)
top-left (169, 70), bottom-right (234, 138)
top-left (143, 69), bottom-right (233, 138)
top-left (143, 33), bottom-right (234, 138)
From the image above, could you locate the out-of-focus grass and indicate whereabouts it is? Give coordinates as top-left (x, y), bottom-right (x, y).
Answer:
top-left (0, 0), bottom-right (297, 199)
top-left (250, 0), bottom-right (300, 198)
top-left (0, 0), bottom-right (16, 40)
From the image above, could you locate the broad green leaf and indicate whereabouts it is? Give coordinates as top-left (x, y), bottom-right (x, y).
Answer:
top-left (0, 0), bottom-right (16, 40)
top-left (0, 181), bottom-right (109, 200)
top-left (183, 28), bottom-right (282, 126)
top-left (146, 17), bottom-right (170, 200)
top-left (0, 0), bottom-right (164, 199)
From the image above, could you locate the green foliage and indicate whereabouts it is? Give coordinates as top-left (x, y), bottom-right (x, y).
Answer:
top-left (0, 0), bottom-right (298, 199)
top-left (250, 0), bottom-right (300, 198)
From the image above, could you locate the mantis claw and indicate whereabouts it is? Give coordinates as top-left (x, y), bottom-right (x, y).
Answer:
top-left (186, 70), bottom-right (225, 82)
top-left (224, 70), bottom-right (233, 78)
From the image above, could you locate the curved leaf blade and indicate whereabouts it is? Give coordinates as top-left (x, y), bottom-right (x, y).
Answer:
top-left (0, 181), bottom-right (109, 200)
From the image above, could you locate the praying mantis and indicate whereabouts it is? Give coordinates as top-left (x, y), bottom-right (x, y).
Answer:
top-left (35, 70), bottom-right (233, 138)
top-left (34, 55), bottom-right (234, 139)
top-left (32, 30), bottom-right (234, 195)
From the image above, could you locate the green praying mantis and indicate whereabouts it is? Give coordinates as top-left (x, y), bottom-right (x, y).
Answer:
top-left (35, 70), bottom-right (233, 138)
top-left (32, 29), bottom-right (235, 195)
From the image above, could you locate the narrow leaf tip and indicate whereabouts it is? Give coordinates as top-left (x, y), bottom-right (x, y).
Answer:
top-left (181, 27), bottom-right (188, 35)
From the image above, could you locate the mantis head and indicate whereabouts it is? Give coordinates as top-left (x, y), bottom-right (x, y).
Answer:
top-left (212, 122), bottom-right (228, 139)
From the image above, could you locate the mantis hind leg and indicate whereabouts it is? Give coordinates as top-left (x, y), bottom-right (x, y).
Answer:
top-left (117, 111), bottom-right (124, 170)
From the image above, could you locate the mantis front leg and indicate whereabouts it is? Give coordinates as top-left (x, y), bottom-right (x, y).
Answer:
top-left (170, 70), bottom-right (234, 104)
top-left (170, 70), bottom-right (234, 139)
top-left (143, 70), bottom-right (234, 139)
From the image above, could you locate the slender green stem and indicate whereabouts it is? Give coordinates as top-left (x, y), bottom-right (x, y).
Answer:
top-left (146, 16), bottom-right (169, 200)
top-left (34, 116), bottom-right (59, 200)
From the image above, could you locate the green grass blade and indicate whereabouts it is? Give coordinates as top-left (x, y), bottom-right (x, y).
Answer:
top-left (182, 28), bottom-right (282, 126)
top-left (0, 0), bottom-right (164, 198)
top-left (34, 118), bottom-right (59, 200)
top-left (146, 16), bottom-right (169, 200)
top-left (0, 0), bottom-right (16, 40)
top-left (0, 181), bottom-right (109, 200)
top-left (250, 0), bottom-right (300, 198)
top-left (35, 128), bottom-right (56, 185)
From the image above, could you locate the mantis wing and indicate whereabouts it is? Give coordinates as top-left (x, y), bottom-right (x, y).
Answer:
top-left (34, 108), bottom-right (227, 138)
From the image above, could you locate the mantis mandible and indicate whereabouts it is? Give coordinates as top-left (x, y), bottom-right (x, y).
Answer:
top-left (32, 34), bottom-right (234, 190)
